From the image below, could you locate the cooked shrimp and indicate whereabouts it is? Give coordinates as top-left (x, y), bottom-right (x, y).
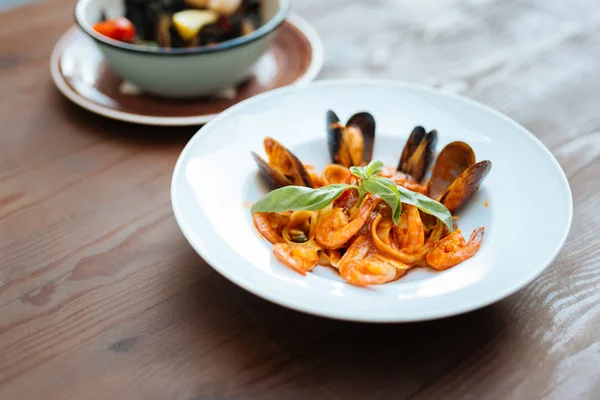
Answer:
top-left (273, 241), bottom-right (320, 276)
top-left (253, 212), bottom-right (289, 244)
top-left (426, 227), bottom-right (485, 270)
top-left (340, 258), bottom-right (399, 286)
top-left (337, 236), bottom-right (408, 286)
top-left (315, 194), bottom-right (380, 249)
top-left (393, 173), bottom-right (428, 194)
top-left (379, 165), bottom-right (397, 178)
top-left (394, 205), bottom-right (424, 253)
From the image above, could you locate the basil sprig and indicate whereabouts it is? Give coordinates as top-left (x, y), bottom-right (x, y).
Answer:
top-left (362, 177), bottom-right (402, 224)
top-left (251, 160), bottom-right (453, 231)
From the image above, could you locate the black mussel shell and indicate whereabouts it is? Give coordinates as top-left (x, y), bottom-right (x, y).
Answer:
top-left (125, 0), bottom-right (150, 40)
top-left (424, 129), bottom-right (438, 176)
top-left (439, 160), bottom-right (492, 213)
top-left (251, 151), bottom-right (291, 189)
top-left (326, 110), bottom-right (343, 165)
top-left (413, 129), bottom-right (437, 182)
top-left (398, 126), bottom-right (426, 172)
top-left (198, 23), bottom-right (225, 45)
top-left (223, 13), bottom-right (244, 40)
top-left (398, 126), bottom-right (437, 182)
top-left (286, 148), bottom-right (314, 188)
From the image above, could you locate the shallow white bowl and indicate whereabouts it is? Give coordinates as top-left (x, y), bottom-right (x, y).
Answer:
top-left (171, 79), bottom-right (573, 322)
top-left (75, 0), bottom-right (290, 98)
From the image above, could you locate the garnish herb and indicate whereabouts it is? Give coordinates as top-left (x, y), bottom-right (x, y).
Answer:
top-left (251, 160), bottom-right (454, 231)
top-left (251, 184), bottom-right (348, 213)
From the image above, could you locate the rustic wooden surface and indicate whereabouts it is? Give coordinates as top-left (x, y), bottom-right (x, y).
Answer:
top-left (1, 0), bottom-right (599, 399)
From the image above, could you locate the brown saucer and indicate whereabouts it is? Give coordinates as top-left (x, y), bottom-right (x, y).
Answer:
top-left (50, 13), bottom-right (323, 126)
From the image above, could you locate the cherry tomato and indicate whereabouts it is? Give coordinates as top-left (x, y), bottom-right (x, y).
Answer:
top-left (93, 17), bottom-right (136, 43)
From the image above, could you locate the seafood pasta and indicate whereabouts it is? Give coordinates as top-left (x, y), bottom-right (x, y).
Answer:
top-left (250, 110), bottom-right (492, 286)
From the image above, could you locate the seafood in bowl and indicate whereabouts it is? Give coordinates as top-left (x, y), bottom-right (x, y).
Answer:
top-left (93, 0), bottom-right (263, 48)
top-left (74, 0), bottom-right (290, 97)
top-left (250, 110), bottom-right (492, 286)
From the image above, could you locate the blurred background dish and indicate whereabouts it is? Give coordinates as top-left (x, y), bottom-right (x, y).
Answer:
top-left (51, 12), bottom-right (323, 126)
top-left (74, 0), bottom-right (290, 97)
top-left (91, 0), bottom-right (263, 49)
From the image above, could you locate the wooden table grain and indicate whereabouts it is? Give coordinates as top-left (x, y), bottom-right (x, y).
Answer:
top-left (1, 0), bottom-right (599, 399)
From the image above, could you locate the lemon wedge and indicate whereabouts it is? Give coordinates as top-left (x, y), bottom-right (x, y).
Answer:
top-left (172, 10), bottom-right (218, 42)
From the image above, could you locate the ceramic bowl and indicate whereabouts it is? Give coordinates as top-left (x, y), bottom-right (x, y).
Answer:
top-left (75, 0), bottom-right (290, 98)
top-left (170, 79), bottom-right (573, 322)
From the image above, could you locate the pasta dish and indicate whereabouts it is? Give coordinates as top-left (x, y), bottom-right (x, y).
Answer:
top-left (250, 110), bottom-right (492, 286)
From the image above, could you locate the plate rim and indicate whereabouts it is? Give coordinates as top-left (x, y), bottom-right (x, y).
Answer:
top-left (170, 78), bottom-right (574, 323)
top-left (49, 12), bottom-right (324, 127)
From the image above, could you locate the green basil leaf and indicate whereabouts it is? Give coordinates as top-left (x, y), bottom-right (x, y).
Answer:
top-left (365, 160), bottom-right (384, 178)
top-left (349, 166), bottom-right (367, 180)
top-left (391, 180), bottom-right (454, 232)
top-left (357, 184), bottom-right (366, 205)
top-left (350, 160), bottom-right (384, 181)
top-left (251, 184), bottom-right (348, 213)
top-left (362, 178), bottom-right (401, 224)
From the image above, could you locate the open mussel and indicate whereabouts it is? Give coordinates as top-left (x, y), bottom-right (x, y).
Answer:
top-left (438, 160), bottom-right (492, 213)
top-left (327, 110), bottom-right (376, 167)
top-left (428, 141), bottom-right (476, 200)
top-left (251, 137), bottom-right (313, 189)
top-left (396, 128), bottom-right (492, 213)
top-left (397, 126), bottom-right (438, 183)
top-left (425, 140), bottom-right (491, 213)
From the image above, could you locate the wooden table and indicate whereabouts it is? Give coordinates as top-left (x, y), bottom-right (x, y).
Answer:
top-left (1, 0), bottom-right (599, 399)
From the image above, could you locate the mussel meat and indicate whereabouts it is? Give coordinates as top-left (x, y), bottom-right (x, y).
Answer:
top-left (397, 126), bottom-right (438, 182)
top-left (327, 110), bottom-right (376, 168)
top-left (251, 137), bottom-right (313, 189)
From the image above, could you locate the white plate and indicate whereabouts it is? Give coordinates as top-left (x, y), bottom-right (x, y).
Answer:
top-left (171, 79), bottom-right (573, 322)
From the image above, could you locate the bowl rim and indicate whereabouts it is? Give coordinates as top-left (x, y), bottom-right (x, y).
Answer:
top-left (74, 0), bottom-right (291, 56)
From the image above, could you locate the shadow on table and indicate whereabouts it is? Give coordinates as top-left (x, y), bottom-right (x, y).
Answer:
top-left (176, 265), bottom-right (519, 399)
